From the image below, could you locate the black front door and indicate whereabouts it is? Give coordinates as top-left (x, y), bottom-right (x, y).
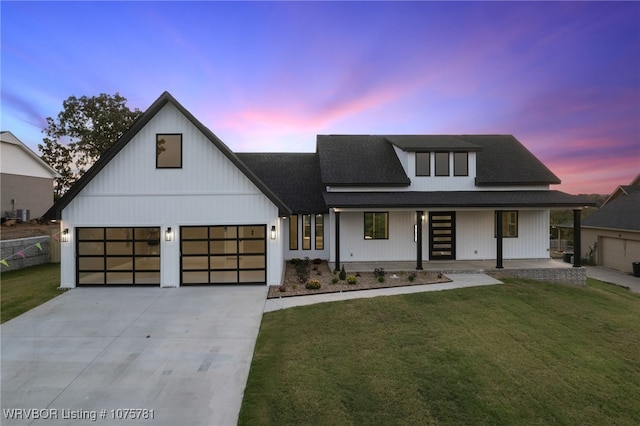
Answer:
top-left (429, 212), bottom-right (456, 260)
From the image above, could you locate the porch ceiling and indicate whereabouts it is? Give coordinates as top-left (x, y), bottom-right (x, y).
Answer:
top-left (324, 190), bottom-right (596, 210)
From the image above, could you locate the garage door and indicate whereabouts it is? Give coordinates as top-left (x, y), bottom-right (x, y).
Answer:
top-left (181, 225), bottom-right (266, 285)
top-left (76, 227), bottom-right (161, 285)
top-left (601, 237), bottom-right (640, 273)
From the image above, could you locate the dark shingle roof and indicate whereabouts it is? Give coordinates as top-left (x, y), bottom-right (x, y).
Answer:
top-left (324, 190), bottom-right (595, 209)
top-left (317, 135), bottom-right (410, 186)
top-left (317, 134), bottom-right (561, 187)
top-left (465, 135), bottom-right (561, 186)
top-left (237, 153), bottom-right (327, 213)
top-left (582, 186), bottom-right (640, 232)
top-left (386, 135), bottom-right (483, 152)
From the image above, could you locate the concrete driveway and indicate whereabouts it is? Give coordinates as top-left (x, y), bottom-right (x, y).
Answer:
top-left (1, 286), bottom-right (267, 426)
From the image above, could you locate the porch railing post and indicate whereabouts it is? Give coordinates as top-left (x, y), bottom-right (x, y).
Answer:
top-left (416, 210), bottom-right (423, 270)
top-left (573, 209), bottom-right (582, 267)
top-left (496, 210), bottom-right (504, 269)
top-left (335, 211), bottom-right (341, 271)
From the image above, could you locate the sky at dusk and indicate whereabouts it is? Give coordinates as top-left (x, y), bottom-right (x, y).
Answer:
top-left (1, 1), bottom-right (638, 195)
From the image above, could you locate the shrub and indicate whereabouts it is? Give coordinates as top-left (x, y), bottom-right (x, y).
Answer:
top-left (346, 275), bottom-right (357, 285)
top-left (278, 283), bottom-right (287, 292)
top-left (305, 279), bottom-right (321, 290)
top-left (295, 257), bottom-right (311, 283)
top-left (312, 258), bottom-right (322, 265)
top-left (408, 272), bottom-right (417, 282)
top-left (374, 268), bottom-right (385, 278)
top-left (378, 276), bottom-right (385, 283)
top-left (290, 258), bottom-right (301, 265)
top-left (339, 266), bottom-right (347, 280)
top-left (331, 277), bottom-right (339, 284)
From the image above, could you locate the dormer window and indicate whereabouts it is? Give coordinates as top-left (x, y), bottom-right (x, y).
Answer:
top-left (156, 134), bottom-right (182, 168)
top-left (415, 152), bottom-right (430, 176)
top-left (435, 152), bottom-right (449, 176)
top-left (454, 152), bottom-right (468, 176)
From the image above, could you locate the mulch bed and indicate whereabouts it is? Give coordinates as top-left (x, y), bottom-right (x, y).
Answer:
top-left (267, 260), bottom-right (452, 299)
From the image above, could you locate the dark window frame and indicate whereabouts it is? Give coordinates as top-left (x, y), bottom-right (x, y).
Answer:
top-left (364, 212), bottom-right (389, 240)
top-left (495, 211), bottom-right (519, 238)
top-left (415, 152), bottom-right (431, 176)
top-left (156, 133), bottom-right (183, 169)
top-left (302, 214), bottom-right (312, 250)
top-left (434, 152), bottom-right (450, 176)
top-left (289, 214), bottom-right (298, 250)
top-left (315, 214), bottom-right (324, 250)
top-left (454, 152), bottom-right (468, 176)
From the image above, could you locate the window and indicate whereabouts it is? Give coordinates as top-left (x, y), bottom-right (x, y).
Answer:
top-left (495, 211), bottom-right (518, 238)
top-left (289, 215), bottom-right (298, 250)
top-left (454, 152), bottom-right (468, 176)
top-left (415, 152), bottom-right (430, 176)
top-left (156, 134), bottom-right (182, 168)
top-left (364, 212), bottom-right (389, 240)
top-left (435, 152), bottom-right (449, 176)
top-left (315, 214), bottom-right (324, 250)
top-left (302, 214), bottom-right (311, 250)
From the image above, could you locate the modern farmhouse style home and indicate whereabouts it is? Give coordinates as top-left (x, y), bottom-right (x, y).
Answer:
top-left (46, 92), bottom-right (591, 288)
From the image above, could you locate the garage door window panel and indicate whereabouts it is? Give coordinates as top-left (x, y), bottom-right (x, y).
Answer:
top-left (77, 227), bottom-right (160, 286)
top-left (181, 225), bottom-right (266, 285)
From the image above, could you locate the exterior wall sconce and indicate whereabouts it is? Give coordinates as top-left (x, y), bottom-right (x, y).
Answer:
top-left (62, 228), bottom-right (70, 243)
top-left (270, 225), bottom-right (277, 240)
top-left (165, 227), bottom-right (173, 241)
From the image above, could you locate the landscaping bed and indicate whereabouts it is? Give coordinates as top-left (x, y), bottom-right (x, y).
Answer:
top-left (267, 259), bottom-right (451, 299)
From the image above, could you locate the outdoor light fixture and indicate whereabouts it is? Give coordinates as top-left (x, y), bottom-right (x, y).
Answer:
top-left (165, 227), bottom-right (173, 241)
top-left (271, 225), bottom-right (277, 240)
top-left (62, 228), bottom-right (70, 243)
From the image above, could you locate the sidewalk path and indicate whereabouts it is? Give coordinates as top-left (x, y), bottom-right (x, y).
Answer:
top-left (586, 266), bottom-right (640, 294)
top-left (264, 273), bottom-right (502, 312)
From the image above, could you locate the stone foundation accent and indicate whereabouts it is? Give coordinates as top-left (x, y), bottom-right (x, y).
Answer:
top-left (487, 267), bottom-right (586, 286)
top-left (436, 266), bottom-right (587, 286)
top-left (0, 236), bottom-right (51, 271)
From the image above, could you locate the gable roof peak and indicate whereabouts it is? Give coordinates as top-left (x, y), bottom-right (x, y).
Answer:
top-left (44, 92), bottom-right (291, 219)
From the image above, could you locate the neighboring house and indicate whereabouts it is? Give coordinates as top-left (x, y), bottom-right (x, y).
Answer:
top-left (581, 174), bottom-right (640, 273)
top-left (1, 131), bottom-right (59, 220)
top-left (45, 92), bottom-right (591, 288)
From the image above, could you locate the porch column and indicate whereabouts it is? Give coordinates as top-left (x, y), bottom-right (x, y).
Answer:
top-left (416, 210), bottom-right (423, 270)
top-left (496, 210), bottom-right (504, 269)
top-left (573, 209), bottom-right (582, 267)
top-left (335, 211), bottom-right (341, 271)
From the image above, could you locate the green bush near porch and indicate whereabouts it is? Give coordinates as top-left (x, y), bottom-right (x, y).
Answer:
top-left (1, 263), bottom-right (64, 323)
top-left (239, 278), bottom-right (640, 425)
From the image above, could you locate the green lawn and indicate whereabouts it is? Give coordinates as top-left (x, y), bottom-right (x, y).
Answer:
top-left (1, 263), bottom-right (64, 323)
top-left (239, 278), bottom-right (640, 425)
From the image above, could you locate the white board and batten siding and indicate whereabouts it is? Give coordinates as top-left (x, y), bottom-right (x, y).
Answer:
top-left (59, 102), bottom-right (283, 288)
top-left (328, 209), bottom-right (550, 263)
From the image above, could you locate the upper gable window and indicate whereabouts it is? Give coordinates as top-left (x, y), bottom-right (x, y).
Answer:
top-left (454, 152), bottom-right (468, 176)
top-left (415, 152), bottom-right (430, 176)
top-left (156, 134), bottom-right (182, 168)
top-left (434, 152), bottom-right (449, 176)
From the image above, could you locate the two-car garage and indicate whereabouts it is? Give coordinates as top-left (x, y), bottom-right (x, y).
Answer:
top-left (76, 225), bottom-right (267, 286)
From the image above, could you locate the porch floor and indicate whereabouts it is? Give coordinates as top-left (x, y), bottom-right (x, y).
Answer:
top-left (330, 258), bottom-right (574, 273)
